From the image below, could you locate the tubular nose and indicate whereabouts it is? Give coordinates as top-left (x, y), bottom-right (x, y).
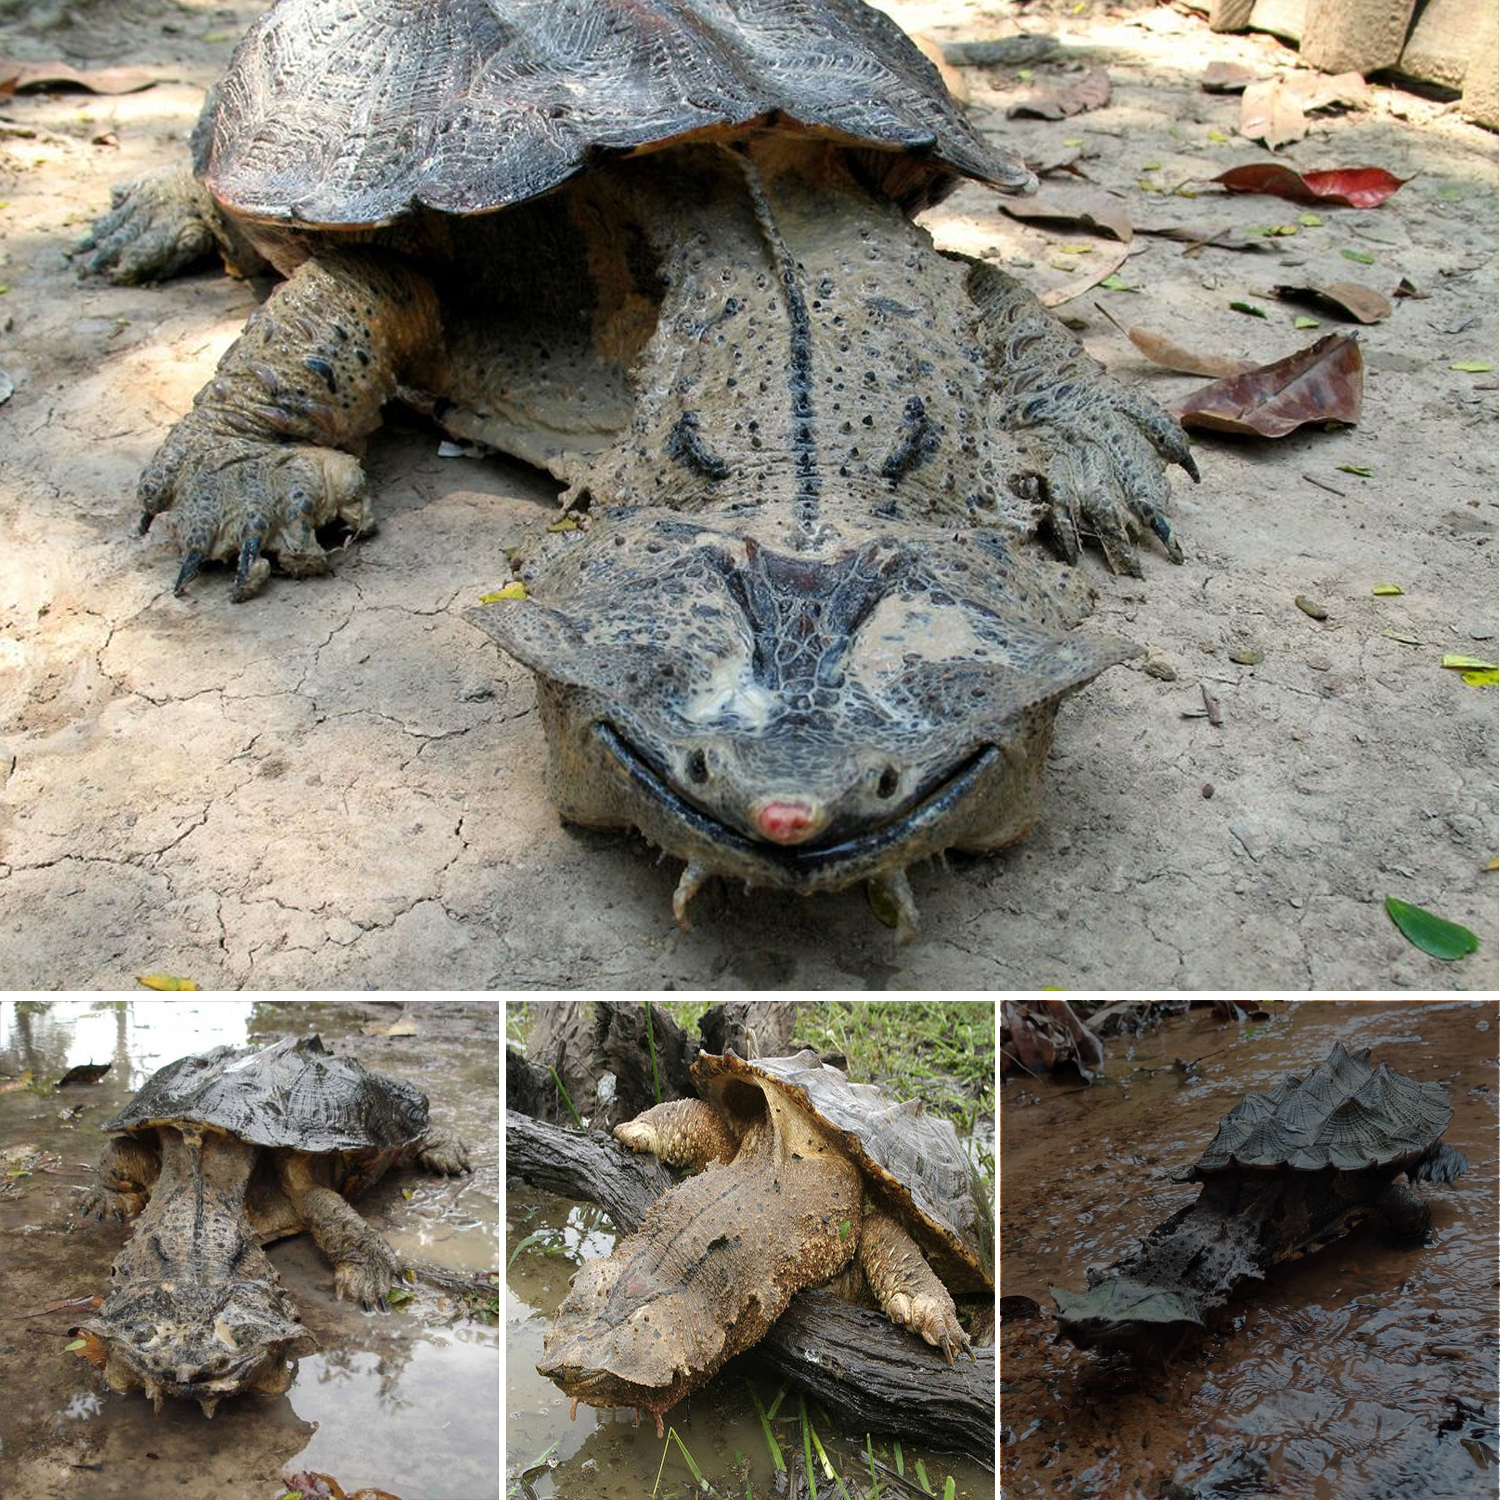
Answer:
top-left (752, 798), bottom-right (825, 845)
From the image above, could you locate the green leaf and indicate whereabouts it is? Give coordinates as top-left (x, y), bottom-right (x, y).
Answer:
top-left (1380, 627), bottom-right (1422, 645)
top-left (1293, 315), bottom-right (1320, 330)
top-left (1298, 212), bottom-right (1324, 227)
top-left (1229, 301), bottom-right (1267, 317)
top-left (1098, 273), bottom-right (1139, 291)
top-left (1141, 161), bottom-right (1162, 171)
top-left (1450, 359), bottom-right (1493, 373)
top-left (1207, 128), bottom-right (1228, 142)
top-left (1371, 583), bottom-right (1403, 596)
top-left (1384, 897), bottom-right (1479, 961)
top-left (1056, 243), bottom-right (1095, 255)
top-left (479, 581), bottom-right (527, 603)
top-left (1340, 247), bottom-right (1376, 264)
top-left (1017, 68), bottom-right (1033, 81)
top-left (1337, 464), bottom-right (1374, 476)
top-left (137, 973), bottom-right (198, 991)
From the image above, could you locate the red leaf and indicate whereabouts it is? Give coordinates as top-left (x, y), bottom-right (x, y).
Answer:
top-left (1169, 333), bottom-right (1363, 438)
top-left (1212, 164), bottom-right (1409, 209)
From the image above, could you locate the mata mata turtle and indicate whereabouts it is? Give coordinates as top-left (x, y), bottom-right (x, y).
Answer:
top-left (77, 0), bottom-right (1197, 938)
top-left (1051, 1041), bottom-right (1469, 1359)
top-left (75, 1035), bottom-right (469, 1415)
top-left (537, 1048), bottom-right (993, 1433)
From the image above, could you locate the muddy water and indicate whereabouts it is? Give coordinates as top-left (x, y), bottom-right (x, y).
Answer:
top-left (1000, 999), bottom-right (1499, 1500)
top-left (0, 999), bottom-right (498, 1500)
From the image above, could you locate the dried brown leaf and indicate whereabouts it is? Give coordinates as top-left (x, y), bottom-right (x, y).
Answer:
top-left (999, 189), bottom-right (1132, 242)
top-left (1202, 61), bottom-right (1257, 93)
top-left (0, 59), bottom-right (159, 94)
top-left (1039, 241), bottom-right (1132, 308)
top-left (1095, 302), bottom-right (1256, 378)
top-left (1170, 333), bottom-right (1363, 438)
top-left (1272, 279), bottom-right (1391, 324)
top-left (1008, 64), bottom-right (1111, 119)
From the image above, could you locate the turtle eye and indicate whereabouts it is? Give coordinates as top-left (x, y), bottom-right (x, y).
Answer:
top-left (685, 749), bottom-right (709, 785)
top-left (876, 766), bottom-right (900, 799)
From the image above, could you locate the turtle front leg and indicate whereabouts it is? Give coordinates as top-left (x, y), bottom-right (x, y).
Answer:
top-left (277, 1156), bottom-right (401, 1310)
top-left (139, 247), bottom-right (441, 599)
top-left (77, 1135), bottom-right (161, 1221)
top-left (963, 256), bottom-right (1198, 577)
top-left (613, 1099), bottom-right (738, 1169)
top-left (411, 1126), bottom-right (471, 1176)
top-left (859, 1211), bottom-right (971, 1363)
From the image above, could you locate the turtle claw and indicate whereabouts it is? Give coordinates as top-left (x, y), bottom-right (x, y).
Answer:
top-left (672, 860), bottom-right (710, 930)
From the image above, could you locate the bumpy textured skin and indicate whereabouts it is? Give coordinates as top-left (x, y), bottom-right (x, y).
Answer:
top-left (541, 1048), bottom-right (990, 1429)
top-left (78, 1036), bottom-right (470, 1415)
top-left (1052, 1044), bottom-right (1468, 1360)
top-left (86, 0), bottom-right (1196, 931)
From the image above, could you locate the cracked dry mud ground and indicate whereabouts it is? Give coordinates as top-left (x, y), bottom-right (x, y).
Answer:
top-left (0, 1), bottom-right (1495, 990)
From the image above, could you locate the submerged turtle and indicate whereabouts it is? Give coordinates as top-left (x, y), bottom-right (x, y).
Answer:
top-left (536, 1048), bottom-right (992, 1433)
top-left (75, 1035), bottom-right (470, 1415)
top-left (77, 0), bottom-right (1196, 937)
top-left (1051, 1042), bottom-right (1469, 1359)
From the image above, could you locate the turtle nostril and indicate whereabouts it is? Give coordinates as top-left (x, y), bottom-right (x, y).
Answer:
top-left (876, 766), bottom-right (899, 799)
top-left (686, 749), bottom-right (709, 784)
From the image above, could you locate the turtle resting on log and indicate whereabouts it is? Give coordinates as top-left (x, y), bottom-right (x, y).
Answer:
top-left (535, 1048), bottom-right (993, 1436)
top-left (74, 1036), bottom-right (470, 1416)
top-left (77, 0), bottom-right (1198, 938)
top-left (1051, 1042), bottom-right (1469, 1360)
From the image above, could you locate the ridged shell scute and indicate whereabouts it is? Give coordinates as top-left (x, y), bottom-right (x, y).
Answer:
top-left (205, 0), bottom-right (1034, 227)
top-left (1185, 1041), bottom-right (1453, 1177)
top-left (103, 1035), bottom-right (429, 1153)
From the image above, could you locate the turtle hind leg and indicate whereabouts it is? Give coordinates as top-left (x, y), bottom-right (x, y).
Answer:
top-left (858, 1210), bottom-right (971, 1363)
top-left (613, 1099), bottom-right (738, 1170)
top-left (1375, 1178), bottom-right (1434, 1246)
top-left (76, 1134), bottom-right (161, 1221)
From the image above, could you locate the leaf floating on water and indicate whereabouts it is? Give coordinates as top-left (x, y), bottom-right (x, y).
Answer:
top-left (136, 973), bottom-right (199, 991)
top-left (1384, 897), bottom-right (1480, 961)
top-left (1211, 163), bottom-right (1406, 208)
top-left (1170, 333), bottom-right (1363, 438)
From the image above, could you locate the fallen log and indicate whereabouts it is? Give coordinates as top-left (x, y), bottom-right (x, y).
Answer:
top-left (506, 1109), bottom-right (996, 1465)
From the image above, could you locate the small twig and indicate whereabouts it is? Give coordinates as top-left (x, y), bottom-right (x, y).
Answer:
top-left (1302, 472), bottom-right (1347, 496)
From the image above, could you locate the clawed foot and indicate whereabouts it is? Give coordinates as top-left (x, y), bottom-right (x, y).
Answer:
top-left (75, 1185), bottom-right (147, 1222)
top-left (1014, 386), bottom-right (1198, 577)
top-left (140, 430), bottom-right (371, 599)
top-left (333, 1233), bottom-right (403, 1310)
top-left (414, 1129), bottom-right (471, 1176)
top-left (74, 166), bottom-right (218, 285)
top-left (886, 1289), bottom-right (974, 1365)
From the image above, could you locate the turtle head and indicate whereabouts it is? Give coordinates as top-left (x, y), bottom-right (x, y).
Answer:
top-left (1051, 1277), bottom-right (1204, 1359)
top-left (80, 1274), bottom-right (317, 1417)
top-left (470, 509), bottom-right (1134, 917)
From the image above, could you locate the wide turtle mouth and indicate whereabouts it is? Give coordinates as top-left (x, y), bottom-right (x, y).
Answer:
top-left (594, 721), bottom-right (998, 891)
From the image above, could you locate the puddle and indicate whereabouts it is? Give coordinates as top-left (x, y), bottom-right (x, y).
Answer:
top-left (1000, 999), bottom-right (1499, 1500)
top-left (0, 999), bottom-right (498, 1500)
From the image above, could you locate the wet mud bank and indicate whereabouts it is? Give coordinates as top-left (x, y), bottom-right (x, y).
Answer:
top-left (1000, 999), bottom-right (1499, 1500)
